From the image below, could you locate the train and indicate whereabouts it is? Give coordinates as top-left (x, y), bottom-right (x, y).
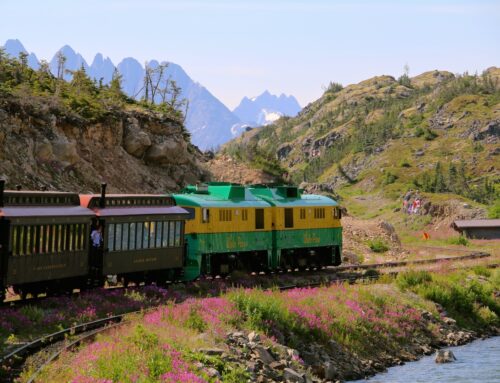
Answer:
top-left (0, 181), bottom-right (342, 300)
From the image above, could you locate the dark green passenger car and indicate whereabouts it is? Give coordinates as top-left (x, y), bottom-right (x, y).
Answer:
top-left (0, 186), bottom-right (94, 299)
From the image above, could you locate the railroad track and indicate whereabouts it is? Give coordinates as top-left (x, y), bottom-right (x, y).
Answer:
top-left (336, 251), bottom-right (491, 271)
top-left (0, 312), bottom-right (133, 382)
top-left (1, 250), bottom-right (493, 382)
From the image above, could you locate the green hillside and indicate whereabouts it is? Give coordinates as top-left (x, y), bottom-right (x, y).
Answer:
top-left (222, 68), bottom-right (500, 218)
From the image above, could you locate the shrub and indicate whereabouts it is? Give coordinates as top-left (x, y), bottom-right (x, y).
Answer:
top-left (424, 128), bottom-right (438, 141)
top-left (383, 172), bottom-right (398, 185)
top-left (447, 235), bottom-right (470, 246)
top-left (400, 160), bottom-right (411, 168)
top-left (396, 270), bottom-right (432, 290)
top-left (367, 238), bottom-right (389, 253)
top-left (488, 201), bottom-right (500, 218)
top-left (472, 266), bottom-right (491, 278)
top-left (477, 306), bottom-right (498, 326)
top-left (415, 126), bottom-right (425, 137)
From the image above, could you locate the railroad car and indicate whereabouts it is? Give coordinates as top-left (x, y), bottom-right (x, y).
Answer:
top-left (0, 180), bottom-right (94, 299)
top-left (173, 182), bottom-right (342, 280)
top-left (173, 183), bottom-right (273, 279)
top-left (80, 185), bottom-right (189, 286)
top-left (249, 185), bottom-right (342, 269)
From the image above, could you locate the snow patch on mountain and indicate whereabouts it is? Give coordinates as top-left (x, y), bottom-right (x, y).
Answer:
top-left (233, 91), bottom-right (301, 128)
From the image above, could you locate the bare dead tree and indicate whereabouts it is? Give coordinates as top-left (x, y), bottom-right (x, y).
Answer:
top-left (56, 51), bottom-right (66, 79)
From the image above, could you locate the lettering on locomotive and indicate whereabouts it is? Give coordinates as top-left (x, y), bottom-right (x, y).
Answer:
top-left (303, 233), bottom-right (321, 244)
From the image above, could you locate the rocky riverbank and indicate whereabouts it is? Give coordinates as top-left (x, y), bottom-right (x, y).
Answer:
top-left (196, 306), bottom-right (496, 383)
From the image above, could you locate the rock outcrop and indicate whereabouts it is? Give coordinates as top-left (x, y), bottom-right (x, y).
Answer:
top-left (0, 96), bottom-right (209, 192)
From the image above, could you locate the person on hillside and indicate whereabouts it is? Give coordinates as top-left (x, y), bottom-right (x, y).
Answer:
top-left (402, 189), bottom-right (413, 213)
top-left (413, 198), bottom-right (421, 214)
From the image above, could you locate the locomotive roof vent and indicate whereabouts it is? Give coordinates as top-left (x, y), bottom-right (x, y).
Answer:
top-left (276, 186), bottom-right (299, 199)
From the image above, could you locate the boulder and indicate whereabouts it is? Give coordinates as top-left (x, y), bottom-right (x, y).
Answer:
top-left (197, 348), bottom-right (225, 356)
top-left (283, 368), bottom-right (304, 383)
top-left (35, 140), bottom-right (54, 163)
top-left (277, 143), bottom-right (293, 161)
top-left (435, 350), bottom-right (456, 363)
top-left (51, 139), bottom-right (79, 166)
top-left (145, 138), bottom-right (188, 165)
top-left (248, 331), bottom-right (260, 342)
top-left (253, 345), bottom-right (275, 364)
top-left (475, 120), bottom-right (499, 141)
top-left (123, 130), bottom-right (151, 158)
top-left (324, 361), bottom-right (336, 380)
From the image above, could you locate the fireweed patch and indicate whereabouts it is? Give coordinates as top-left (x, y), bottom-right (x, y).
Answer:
top-left (22, 270), bottom-right (499, 382)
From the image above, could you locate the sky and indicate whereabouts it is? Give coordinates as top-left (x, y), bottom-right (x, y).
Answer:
top-left (1, 0), bottom-right (499, 109)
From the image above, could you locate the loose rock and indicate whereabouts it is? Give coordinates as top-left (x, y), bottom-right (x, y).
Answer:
top-left (435, 350), bottom-right (457, 363)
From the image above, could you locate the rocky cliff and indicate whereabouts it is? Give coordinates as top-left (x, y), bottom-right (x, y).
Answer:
top-left (0, 95), bottom-right (209, 193)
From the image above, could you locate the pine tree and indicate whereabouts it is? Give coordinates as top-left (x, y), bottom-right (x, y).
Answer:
top-left (70, 64), bottom-right (95, 95)
top-left (434, 162), bottom-right (446, 192)
top-left (109, 68), bottom-right (123, 96)
top-left (448, 163), bottom-right (457, 193)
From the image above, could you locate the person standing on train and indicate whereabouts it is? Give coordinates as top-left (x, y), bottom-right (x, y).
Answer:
top-left (91, 224), bottom-right (103, 248)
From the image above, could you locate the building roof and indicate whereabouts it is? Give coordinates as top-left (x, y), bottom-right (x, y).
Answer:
top-left (453, 219), bottom-right (500, 229)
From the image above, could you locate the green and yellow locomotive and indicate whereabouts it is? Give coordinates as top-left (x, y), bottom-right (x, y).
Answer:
top-left (173, 183), bottom-right (342, 280)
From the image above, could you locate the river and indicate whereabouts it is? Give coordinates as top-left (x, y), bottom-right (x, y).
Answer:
top-left (349, 336), bottom-right (499, 383)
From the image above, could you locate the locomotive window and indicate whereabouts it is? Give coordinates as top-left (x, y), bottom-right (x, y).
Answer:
top-left (255, 209), bottom-right (264, 230)
top-left (285, 208), bottom-right (294, 228)
top-left (300, 208), bottom-right (306, 220)
top-left (202, 208), bottom-right (210, 223)
top-left (314, 208), bottom-right (325, 219)
top-left (219, 209), bottom-right (232, 222)
top-left (333, 207), bottom-right (341, 219)
top-left (242, 209), bottom-right (248, 221)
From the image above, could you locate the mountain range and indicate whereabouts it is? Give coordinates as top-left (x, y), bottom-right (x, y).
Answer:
top-left (233, 90), bottom-right (301, 127)
top-left (2, 39), bottom-right (301, 150)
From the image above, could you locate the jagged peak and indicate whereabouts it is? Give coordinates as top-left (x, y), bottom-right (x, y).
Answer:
top-left (3, 39), bottom-right (26, 52)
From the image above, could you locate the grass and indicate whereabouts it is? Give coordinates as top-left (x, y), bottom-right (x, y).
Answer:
top-left (396, 268), bottom-right (499, 329)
